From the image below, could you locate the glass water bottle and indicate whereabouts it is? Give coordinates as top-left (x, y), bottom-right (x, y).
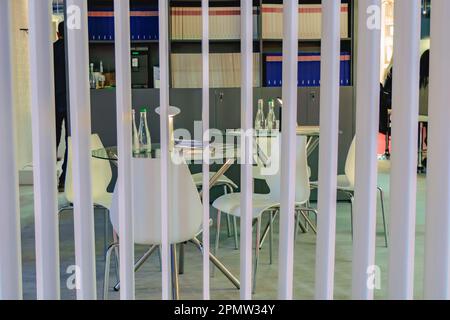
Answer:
top-left (132, 109), bottom-right (140, 155)
top-left (266, 99), bottom-right (277, 131)
top-left (138, 108), bottom-right (152, 154)
top-left (89, 63), bottom-right (96, 89)
top-left (255, 99), bottom-right (265, 130)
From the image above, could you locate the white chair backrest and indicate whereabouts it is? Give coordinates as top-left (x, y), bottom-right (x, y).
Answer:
top-left (65, 134), bottom-right (112, 203)
top-left (110, 158), bottom-right (203, 245)
top-left (345, 136), bottom-right (356, 187)
top-left (260, 134), bottom-right (310, 204)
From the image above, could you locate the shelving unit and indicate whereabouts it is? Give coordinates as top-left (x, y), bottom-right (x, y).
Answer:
top-left (86, 0), bottom-right (356, 194)
top-left (87, 0), bottom-right (354, 89)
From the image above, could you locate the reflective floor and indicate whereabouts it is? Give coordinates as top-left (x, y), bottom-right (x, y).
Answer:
top-left (19, 160), bottom-right (427, 300)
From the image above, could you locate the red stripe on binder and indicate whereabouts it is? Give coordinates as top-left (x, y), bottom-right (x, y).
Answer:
top-left (171, 8), bottom-right (258, 16)
top-left (209, 10), bottom-right (241, 16)
top-left (88, 11), bottom-right (158, 17)
top-left (262, 5), bottom-right (348, 14)
top-left (131, 11), bottom-right (158, 17)
top-left (88, 11), bottom-right (114, 17)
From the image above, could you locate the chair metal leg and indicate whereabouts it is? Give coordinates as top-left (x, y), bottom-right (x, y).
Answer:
top-left (112, 230), bottom-right (120, 285)
top-left (378, 186), bottom-right (389, 247)
top-left (226, 215), bottom-right (232, 237)
top-left (269, 211), bottom-right (274, 265)
top-left (134, 245), bottom-right (159, 272)
top-left (233, 216), bottom-right (239, 250)
top-left (349, 195), bottom-right (354, 241)
top-left (178, 243), bottom-right (185, 275)
top-left (294, 211), bottom-right (300, 240)
top-left (104, 209), bottom-right (109, 260)
top-left (190, 237), bottom-right (240, 289)
top-left (157, 245), bottom-right (162, 272)
top-left (113, 245), bottom-right (159, 291)
top-left (252, 217), bottom-right (262, 294)
top-left (213, 210), bottom-right (222, 277)
top-left (57, 205), bottom-right (73, 215)
top-left (223, 185), bottom-right (232, 237)
top-left (298, 208), bottom-right (318, 234)
top-left (259, 210), bottom-right (278, 250)
top-left (104, 243), bottom-right (119, 300)
top-left (171, 244), bottom-right (180, 300)
top-left (304, 201), bottom-right (310, 232)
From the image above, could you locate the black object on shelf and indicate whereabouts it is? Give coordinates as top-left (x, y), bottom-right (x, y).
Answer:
top-left (131, 47), bottom-right (149, 88)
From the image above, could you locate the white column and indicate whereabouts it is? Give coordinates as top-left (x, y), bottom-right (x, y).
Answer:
top-left (201, 0), bottom-right (211, 300)
top-left (28, 0), bottom-right (60, 299)
top-left (65, 0), bottom-right (97, 299)
top-left (424, 0), bottom-right (450, 300)
top-left (314, 0), bottom-right (341, 300)
top-left (0, 0), bottom-right (22, 300)
top-left (351, 0), bottom-right (381, 300)
top-left (114, 0), bottom-right (135, 300)
top-left (388, 0), bottom-right (421, 300)
top-left (278, 0), bottom-right (299, 300)
top-left (240, 0), bottom-right (254, 300)
top-left (158, 0), bottom-right (171, 300)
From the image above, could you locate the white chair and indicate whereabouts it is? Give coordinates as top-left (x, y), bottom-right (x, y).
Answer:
top-left (60, 133), bottom-right (113, 254)
top-left (212, 134), bottom-right (316, 292)
top-left (191, 171), bottom-right (239, 246)
top-left (104, 158), bottom-right (240, 300)
top-left (311, 136), bottom-right (388, 247)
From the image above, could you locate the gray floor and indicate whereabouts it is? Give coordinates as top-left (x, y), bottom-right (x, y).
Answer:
top-left (18, 160), bottom-right (428, 300)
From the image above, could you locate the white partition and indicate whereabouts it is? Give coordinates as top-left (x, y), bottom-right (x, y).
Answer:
top-left (388, 0), bottom-right (421, 300)
top-left (28, 0), bottom-right (60, 300)
top-left (201, 0), bottom-right (211, 300)
top-left (278, 0), bottom-right (299, 300)
top-left (158, 0), bottom-right (171, 300)
top-left (351, 0), bottom-right (381, 300)
top-left (314, 0), bottom-right (341, 300)
top-left (65, 0), bottom-right (97, 300)
top-left (240, 0), bottom-right (254, 300)
top-left (114, 0), bottom-right (135, 300)
top-left (0, 0), bottom-right (22, 300)
top-left (424, 0), bottom-right (450, 300)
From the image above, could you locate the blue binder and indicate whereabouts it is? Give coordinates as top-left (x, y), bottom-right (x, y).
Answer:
top-left (264, 52), bottom-right (351, 87)
top-left (88, 7), bottom-right (159, 42)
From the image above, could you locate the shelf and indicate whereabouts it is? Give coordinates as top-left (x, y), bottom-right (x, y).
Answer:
top-left (90, 38), bottom-right (352, 45)
top-left (262, 38), bottom-right (352, 43)
top-left (171, 39), bottom-right (260, 43)
top-left (89, 40), bottom-right (160, 44)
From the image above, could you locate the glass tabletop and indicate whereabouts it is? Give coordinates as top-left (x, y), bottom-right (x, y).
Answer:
top-left (92, 142), bottom-right (239, 162)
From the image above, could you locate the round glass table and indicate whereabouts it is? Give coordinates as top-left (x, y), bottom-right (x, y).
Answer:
top-left (92, 142), bottom-right (239, 190)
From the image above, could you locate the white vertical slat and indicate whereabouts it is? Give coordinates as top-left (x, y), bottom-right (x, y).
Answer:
top-left (240, 0), bottom-right (254, 300)
top-left (66, 0), bottom-right (97, 299)
top-left (114, 0), bottom-right (135, 300)
top-left (0, 0), bottom-right (23, 300)
top-left (201, 0), bottom-right (211, 300)
top-left (28, 0), bottom-right (60, 299)
top-left (158, 0), bottom-right (171, 300)
top-left (424, 0), bottom-right (450, 299)
top-left (388, 0), bottom-right (421, 300)
top-left (278, 0), bottom-right (299, 300)
top-left (314, 0), bottom-right (341, 300)
top-left (351, 0), bottom-right (381, 300)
